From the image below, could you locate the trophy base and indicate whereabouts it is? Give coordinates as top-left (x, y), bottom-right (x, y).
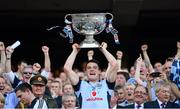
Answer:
top-left (80, 41), bottom-right (100, 48)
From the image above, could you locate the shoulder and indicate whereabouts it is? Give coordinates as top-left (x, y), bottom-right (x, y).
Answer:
top-left (167, 102), bottom-right (180, 108)
top-left (127, 78), bottom-right (136, 84)
top-left (145, 100), bottom-right (158, 104)
top-left (6, 90), bottom-right (15, 94)
top-left (116, 105), bottom-right (125, 109)
top-left (43, 94), bottom-right (54, 100)
top-left (5, 90), bottom-right (17, 97)
top-left (27, 98), bottom-right (38, 108)
top-left (144, 100), bottom-right (159, 108)
top-left (45, 97), bottom-right (58, 108)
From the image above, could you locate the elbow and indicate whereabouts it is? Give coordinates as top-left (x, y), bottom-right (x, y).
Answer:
top-left (44, 67), bottom-right (51, 72)
top-left (110, 61), bottom-right (118, 70)
top-left (63, 64), bottom-right (72, 73)
top-left (63, 65), bottom-right (69, 73)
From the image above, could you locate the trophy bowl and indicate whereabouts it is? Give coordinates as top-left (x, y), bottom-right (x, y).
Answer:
top-left (65, 13), bottom-right (113, 48)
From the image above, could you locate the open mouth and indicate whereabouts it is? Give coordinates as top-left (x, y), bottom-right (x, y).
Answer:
top-left (0, 87), bottom-right (4, 90)
top-left (24, 76), bottom-right (31, 79)
top-left (89, 72), bottom-right (96, 76)
top-left (140, 68), bottom-right (144, 72)
top-left (128, 93), bottom-right (132, 96)
top-left (164, 96), bottom-right (169, 100)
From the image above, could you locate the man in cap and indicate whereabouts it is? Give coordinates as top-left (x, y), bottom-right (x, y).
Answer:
top-left (29, 74), bottom-right (58, 108)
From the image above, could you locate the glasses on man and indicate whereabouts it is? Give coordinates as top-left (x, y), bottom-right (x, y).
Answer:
top-left (134, 91), bottom-right (147, 95)
top-left (164, 67), bottom-right (171, 70)
top-left (23, 72), bottom-right (32, 75)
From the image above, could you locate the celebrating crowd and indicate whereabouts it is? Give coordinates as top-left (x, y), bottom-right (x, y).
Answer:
top-left (0, 40), bottom-right (180, 109)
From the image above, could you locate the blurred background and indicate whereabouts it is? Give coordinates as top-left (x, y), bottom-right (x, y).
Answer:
top-left (0, 0), bottom-right (179, 71)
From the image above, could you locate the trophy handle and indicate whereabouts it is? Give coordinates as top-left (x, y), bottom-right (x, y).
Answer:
top-left (64, 14), bottom-right (72, 24)
top-left (106, 13), bottom-right (114, 21)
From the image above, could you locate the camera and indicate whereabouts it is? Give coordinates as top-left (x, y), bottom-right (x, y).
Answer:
top-left (150, 72), bottom-right (161, 78)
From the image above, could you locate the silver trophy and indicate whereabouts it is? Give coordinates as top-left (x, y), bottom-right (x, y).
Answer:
top-left (63, 13), bottom-right (120, 48)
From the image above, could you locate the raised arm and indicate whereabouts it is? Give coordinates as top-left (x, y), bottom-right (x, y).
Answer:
top-left (135, 54), bottom-right (144, 86)
top-left (146, 74), bottom-right (153, 101)
top-left (63, 43), bottom-right (80, 85)
top-left (141, 44), bottom-right (154, 73)
top-left (5, 46), bottom-right (14, 73)
top-left (160, 72), bottom-right (180, 99)
top-left (175, 41), bottom-right (180, 60)
top-left (116, 50), bottom-right (123, 71)
top-left (42, 46), bottom-right (51, 72)
top-left (0, 42), bottom-right (6, 73)
top-left (100, 42), bottom-right (118, 83)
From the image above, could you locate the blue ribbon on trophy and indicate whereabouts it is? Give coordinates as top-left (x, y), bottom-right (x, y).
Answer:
top-left (59, 19), bottom-right (74, 43)
top-left (46, 19), bottom-right (74, 43)
top-left (60, 24), bottom-right (74, 43)
top-left (106, 19), bottom-right (120, 44)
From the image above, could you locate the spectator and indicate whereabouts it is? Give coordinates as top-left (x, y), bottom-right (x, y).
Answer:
top-left (14, 82), bottom-right (36, 108)
top-left (115, 71), bottom-right (129, 87)
top-left (29, 74), bottom-right (58, 108)
top-left (129, 66), bottom-right (136, 78)
top-left (154, 62), bottom-right (163, 72)
top-left (128, 55), bottom-right (148, 87)
top-left (124, 83), bottom-right (135, 105)
top-left (6, 65), bottom-right (33, 88)
top-left (62, 93), bottom-right (78, 109)
top-left (110, 85), bottom-right (127, 108)
top-left (0, 92), bottom-right (4, 109)
top-left (171, 41), bottom-right (180, 89)
top-left (118, 85), bottom-right (149, 108)
top-left (14, 60), bottom-right (28, 80)
top-left (0, 76), bottom-right (7, 95)
top-left (0, 75), bottom-right (19, 108)
top-left (145, 82), bottom-right (180, 108)
top-left (50, 80), bottom-right (63, 98)
top-left (59, 72), bottom-right (70, 85)
top-left (141, 44), bottom-right (154, 73)
top-left (5, 44), bottom-right (28, 80)
top-left (63, 83), bottom-right (74, 94)
top-left (163, 58), bottom-right (173, 79)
